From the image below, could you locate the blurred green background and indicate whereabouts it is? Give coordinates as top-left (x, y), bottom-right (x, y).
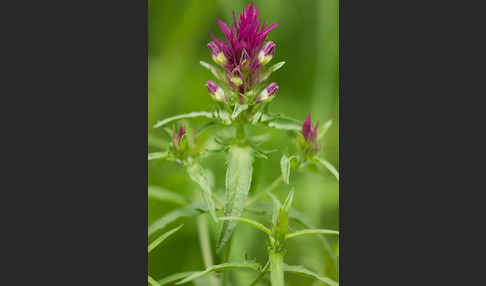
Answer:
top-left (148, 0), bottom-right (338, 285)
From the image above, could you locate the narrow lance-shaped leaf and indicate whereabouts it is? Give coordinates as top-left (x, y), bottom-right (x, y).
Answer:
top-left (317, 119), bottom-right (333, 140)
top-left (314, 157), bottom-right (339, 181)
top-left (148, 203), bottom-right (205, 237)
top-left (148, 224), bottom-right (184, 253)
top-left (284, 264), bottom-right (338, 286)
top-left (289, 208), bottom-right (338, 269)
top-left (158, 272), bottom-right (197, 285)
top-left (217, 145), bottom-right (254, 253)
top-left (285, 228), bottom-right (339, 240)
top-left (280, 155), bottom-right (297, 184)
top-left (175, 262), bottom-right (261, 284)
top-left (148, 275), bottom-right (160, 286)
top-left (260, 61), bottom-right (286, 82)
top-left (232, 103), bottom-right (248, 120)
top-left (200, 61), bottom-right (224, 80)
top-left (148, 185), bottom-right (187, 206)
top-left (219, 216), bottom-right (272, 236)
top-left (153, 111), bottom-right (215, 128)
top-left (266, 119), bottom-right (301, 131)
top-left (186, 163), bottom-right (218, 222)
top-left (148, 152), bottom-right (169, 161)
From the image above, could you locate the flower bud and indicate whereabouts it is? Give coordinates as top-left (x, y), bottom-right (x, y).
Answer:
top-left (208, 41), bottom-right (227, 66)
top-left (301, 114), bottom-right (319, 142)
top-left (255, 82), bottom-right (278, 103)
top-left (205, 80), bottom-right (226, 102)
top-left (173, 125), bottom-right (186, 151)
top-left (258, 41), bottom-right (275, 65)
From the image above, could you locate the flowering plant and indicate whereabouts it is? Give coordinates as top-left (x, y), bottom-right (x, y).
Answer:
top-left (148, 3), bottom-right (339, 286)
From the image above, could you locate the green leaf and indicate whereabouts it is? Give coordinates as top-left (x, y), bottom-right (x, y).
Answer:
top-left (284, 264), bottom-right (338, 286)
top-left (148, 275), bottom-right (160, 286)
top-left (148, 186), bottom-right (187, 206)
top-left (280, 155), bottom-right (297, 184)
top-left (148, 203), bottom-right (205, 237)
top-left (217, 145), bottom-right (254, 253)
top-left (269, 61), bottom-right (286, 73)
top-left (266, 119), bottom-right (301, 131)
top-left (317, 119), bottom-right (333, 140)
top-left (314, 157), bottom-right (339, 181)
top-left (231, 103), bottom-right (248, 120)
top-left (149, 152), bottom-right (169, 161)
top-left (289, 209), bottom-right (338, 269)
top-left (219, 216), bottom-right (272, 237)
top-left (200, 61), bottom-right (224, 80)
top-left (148, 135), bottom-right (167, 149)
top-left (217, 109), bottom-right (232, 124)
top-left (282, 189), bottom-right (294, 213)
top-left (158, 272), bottom-right (197, 285)
top-left (195, 120), bottom-right (218, 136)
top-left (186, 163), bottom-right (218, 222)
top-left (148, 224), bottom-right (184, 253)
top-left (260, 61), bottom-right (286, 82)
top-left (285, 228), bottom-right (339, 240)
top-left (175, 262), bottom-right (261, 284)
top-left (153, 111), bottom-right (215, 128)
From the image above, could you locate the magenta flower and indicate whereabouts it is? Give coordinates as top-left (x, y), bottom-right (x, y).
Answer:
top-left (302, 114), bottom-right (319, 142)
top-left (208, 3), bottom-right (278, 93)
top-left (172, 125), bottom-right (186, 150)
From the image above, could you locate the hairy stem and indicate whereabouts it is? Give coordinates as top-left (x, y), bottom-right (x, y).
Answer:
top-left (197, 215), bottom-right (219, 286)
top-left (245, 176), bottom-right (283, 207)
top-left (269, 251), bottom-right (285, 286)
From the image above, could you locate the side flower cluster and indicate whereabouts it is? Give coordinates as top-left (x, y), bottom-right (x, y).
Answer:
top-left (299, 114), bottom-right (321, 155)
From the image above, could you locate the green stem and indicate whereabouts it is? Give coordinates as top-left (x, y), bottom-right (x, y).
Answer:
top-left (245, 176), bottom-right (283, 207)
top-left (236, 123), bottom-right (246, 140)
top-left (197, 215), bottom-right (219, 286)
top-left (269, 251), bottom-right (285, 286)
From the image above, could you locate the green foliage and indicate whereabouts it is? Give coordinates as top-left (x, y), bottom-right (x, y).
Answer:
top-left (175, 262), bottom-right (261, 284)
top-left (148, 224), bottom-right (184, 253)
top-left (279, 155), bottom-right (295, 184)
top-left (217, 145), bottom-right (254, 253)
top-left (149, 152), bottom-right (169, 161)
top-left (148, 203), bottom-right (205, 237)
top-left (315, 157), bottom-right (339, 181)
top-left (158, 272), bottom-right (197, 285)
top-left (284, 265), bottom-right (338, 286)
top-left (219, 216), bottom-right (272, 237)
top-left (186, 162), bottom-right (218, 222)
top-left (148, 185), bottom-right (187, 206)
top-left (153, 112), bottom-right (215, 129)
top-left (148, 275), bottom-right (160, 286)
top-left (148, 1), bottom-right (339, 285)
top-left (285, 228), bottom-right (339, 240)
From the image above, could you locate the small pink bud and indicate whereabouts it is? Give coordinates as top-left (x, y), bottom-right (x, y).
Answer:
top-left (205, 80), bottom-right (227, 102)
top-left (255, 82), bottom-right (278, 103)
top-left (258, 41), bottom-right (276, 65)
top-left (301, 114), bottom-right (319, 142)
top-left (173, 125), bottom-right (186, 150)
